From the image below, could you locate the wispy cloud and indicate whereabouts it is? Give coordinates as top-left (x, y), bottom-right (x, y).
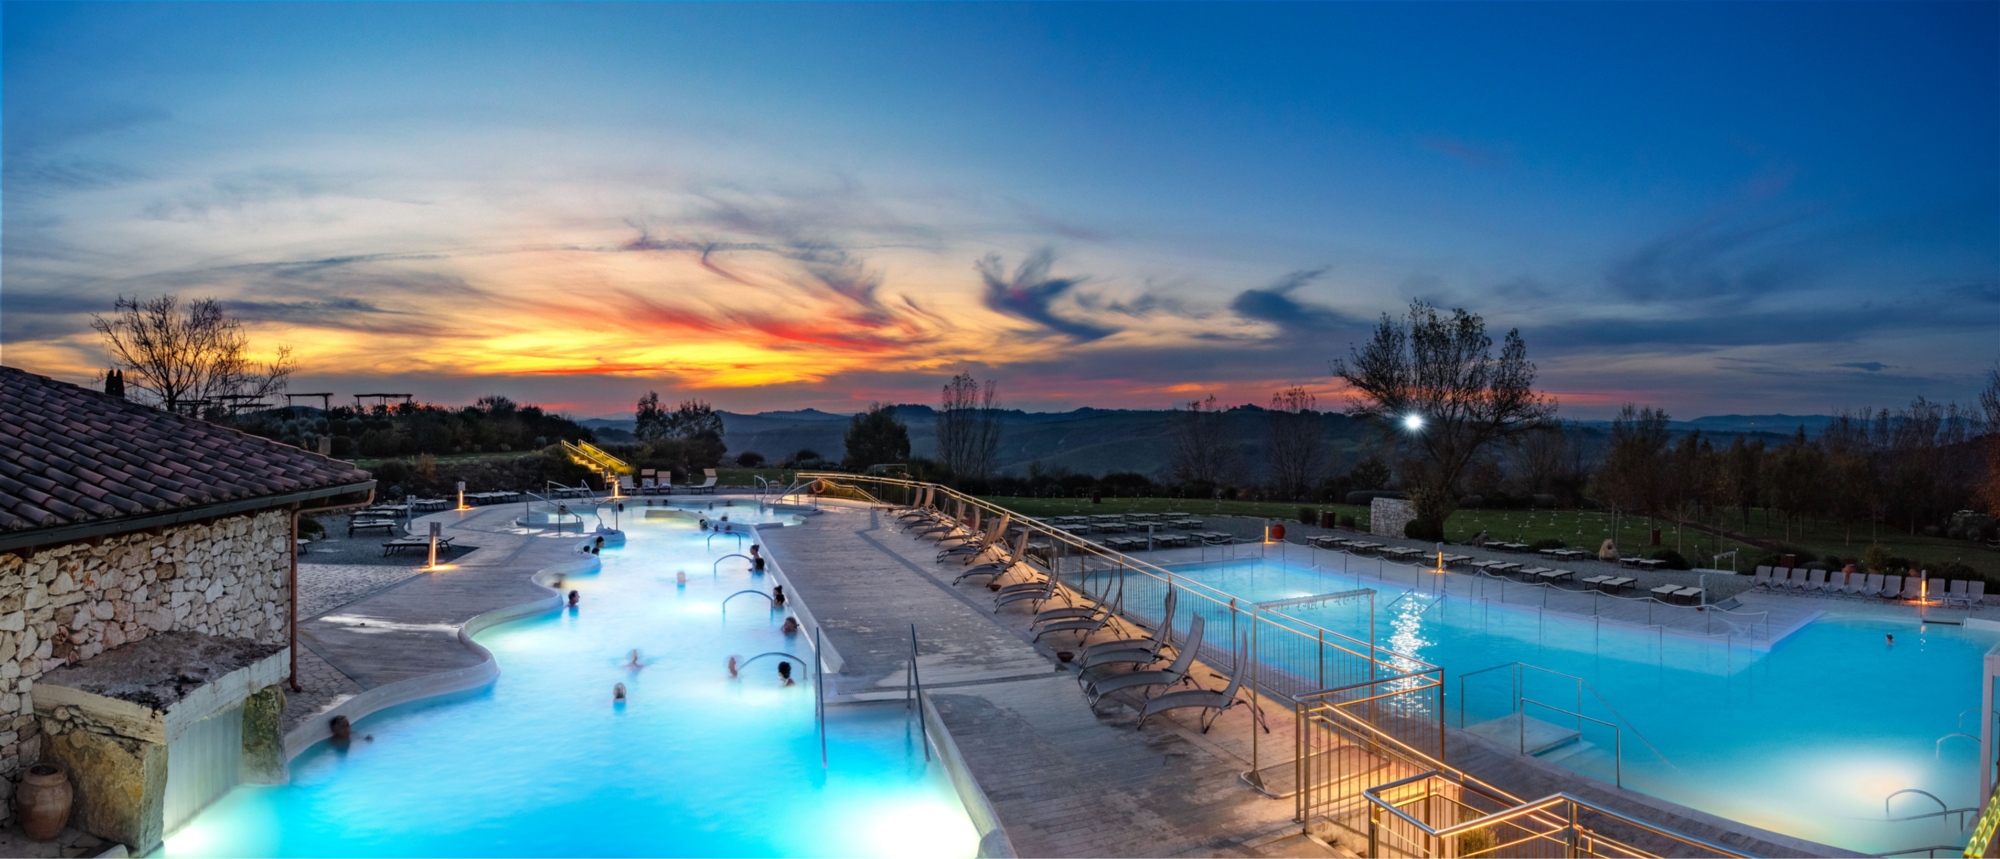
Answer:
top-left (977, 249), bottom-right (1117, 341)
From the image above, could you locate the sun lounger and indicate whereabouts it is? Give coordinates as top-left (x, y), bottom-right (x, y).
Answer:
top-left (1136, 636), bottom-right (1266, 735)
top-left (348, 518), bottom-right (398, 537)
top-left (1860, 573), bottom-right (1884, 599)
top-left (1802, 569), bottom-right (1828, 593)
top-left (1900, 576), bottom-right (1926, 601)
top-left (1785, 569), bottom-right (1812, 592)
top-left (1967, 581), bottom-right (1986, 605)
top-left (1537, 569), bottom-right (1574, 584)
top-left (1033, 607), bottom-right (1116, 643)
top-left (1650, 584), bottom-right (1680, 601)
top-left (1581, 575), bottom-right (1609, 589)
top-left (1087, 615), bottom-right (1206, 705)
top-left (1674, 586), bottom-right (1703, 605)
top-left (1077, 590), bottom-right (1180, 678)
top-left (1879, 575), bottom-right (1903, 600)
top-left (383, 536), bottom-right (453, 556)
top-left (1598, 577), bottom-right (1635, 592)
top-left (686, 468), bottom-right (719, 495)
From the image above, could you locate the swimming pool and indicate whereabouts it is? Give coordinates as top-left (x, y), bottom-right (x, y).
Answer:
top-left (1121, 556), bottom-right (1996, 855)
top-left (164, 504), bottom-right (980, 858)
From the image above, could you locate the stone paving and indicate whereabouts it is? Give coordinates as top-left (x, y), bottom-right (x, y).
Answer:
top-left (299, 563), bottom-right (429, 620)
top-left (283, 644), bottom-right (365, 735)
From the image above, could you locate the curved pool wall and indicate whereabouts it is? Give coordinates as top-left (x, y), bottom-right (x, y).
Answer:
top-left (165, 500), bottom-right (981, 858)
top-left (1139, 556), bottom-right (1994, 855)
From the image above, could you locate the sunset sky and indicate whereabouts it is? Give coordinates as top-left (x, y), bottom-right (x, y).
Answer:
top-left (4, 2), bottom-right (1995, 419)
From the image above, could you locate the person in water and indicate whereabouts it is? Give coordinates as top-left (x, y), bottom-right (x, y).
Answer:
top-left (782, 616), bottom-right (800, 636)
top-left (777, 661), bottom-right (796, 687)
top-left (330, 715), bottom-right (353, 749)
top-left (771, 585), bottom-right (786, 608)
top-left (1887, 634), bottom-right (1895, 646)
top-left (614, 682), bottom-right (627, 702)
top-left (567, 590), bottom-right (580, 608)
top-left (625, 649), bottom-right (647, 670)
top-left (676, 571), bottom-right (688, 585)
top-left (750, 544), bottom-right (767, 573)
top-left (727, 655), bottom-right (740, 678)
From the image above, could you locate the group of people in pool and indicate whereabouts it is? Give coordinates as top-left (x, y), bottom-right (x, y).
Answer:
top-left (604, 542), bottom-right (801, 705)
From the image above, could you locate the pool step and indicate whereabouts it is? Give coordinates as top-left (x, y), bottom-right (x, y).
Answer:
top-left (1924, 610), bottom-right (1969, 626)
top-left (1465, 713), bottom-right (1582, 757)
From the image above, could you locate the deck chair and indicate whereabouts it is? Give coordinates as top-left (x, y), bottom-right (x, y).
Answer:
top-left (1900, 576), bottom-right (1926, 600)
top-left (1753, 566), bottom-right (1773, 587)
top-left (1802, 569), bottom-right (1827, 593)
top-left (1967, 581), bottom-right (1987, 605)
top-left (995, 577), bottom-right (1062, 612)
top-left (1827, 572), bottom-right (1856, 597)
top-left (939, 517), bottom-right (1004, 560)
top-left (1945, 580), bottom-right (1971, 607)
top-left (1077, 589), bottom-right (1180, 675)
top-left (1136, 634), bottom-right (1267, 734)
top-left (1879, 576), bottom-right (1903, 600)
top-left (1861, 573), bottom-right (1884, 598)
top-left (1034, 605), bottom-right (1117, 643)
top-left (1087, 615), bottom-right (1205, 705)
top-left (1786, 569), bottom-right (1812, 592)
top-left (688, 468), bottom-right (719, 494)
top-left (954, 531), bottom-right (1030, 585)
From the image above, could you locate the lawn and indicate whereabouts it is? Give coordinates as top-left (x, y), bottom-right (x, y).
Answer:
top-left (976, 495), bottom-right (2000, 577)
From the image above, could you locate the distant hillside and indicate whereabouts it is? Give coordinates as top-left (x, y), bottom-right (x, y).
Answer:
top-left (582, 408), bottom-right (1833, 478)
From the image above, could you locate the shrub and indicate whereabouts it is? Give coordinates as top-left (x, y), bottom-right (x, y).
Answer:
top-left (1934, 561), bottom-right (1979, 581)
top-left (299, 516), bottom-right (327, 540)
top-left (1405, 519), bottom-right (1444, 542)
top-left (1338, 514), bottom-right (1357, 529)
top-left (1865, 544), bottom-right (1892, 573)
top-left (1346, 490), bottom-right (1405, 506)
top-left (1300, 507), bottom-right (1317, 526)
top-left (736, 451), bottom-right (766, 468)
top-left (1529, 538), bottom-right (1566, 551)
top-left (1648, 549), bottom-right (1691, 570)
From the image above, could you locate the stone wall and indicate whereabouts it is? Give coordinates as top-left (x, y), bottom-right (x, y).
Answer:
top-left (0, 509), bottom-right (292, 823)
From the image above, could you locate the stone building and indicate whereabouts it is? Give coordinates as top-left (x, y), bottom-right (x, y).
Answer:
top-left (0, 367), bottom-right (374, 851)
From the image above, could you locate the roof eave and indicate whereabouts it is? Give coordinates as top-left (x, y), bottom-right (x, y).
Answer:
top-left (0, 479), bottom-right (378, 555)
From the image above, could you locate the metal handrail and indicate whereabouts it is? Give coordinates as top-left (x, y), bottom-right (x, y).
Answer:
top-left (1458, 661), bottom-right (1671, 768)
top-left (1522, 697), bottom-right (1624, 786)
top-left (1361, 769), bottom-right (1756, 857)
top-left (906, 624), bottom-right (931, 761)
top-left (713, 553), bottom-right (753, 577)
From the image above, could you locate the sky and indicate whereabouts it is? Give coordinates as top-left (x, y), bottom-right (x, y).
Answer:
top-left (3, 1), bottom-right (1996, 419)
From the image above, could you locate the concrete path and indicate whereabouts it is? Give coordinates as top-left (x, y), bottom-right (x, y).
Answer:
top-left (285, 505), bottom-right (580, 734)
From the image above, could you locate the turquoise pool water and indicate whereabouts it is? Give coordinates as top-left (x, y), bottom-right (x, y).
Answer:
top-left (165, 505), bottom-right (979, 858)
top-left (1133, 557), bottom-right (1997, 855)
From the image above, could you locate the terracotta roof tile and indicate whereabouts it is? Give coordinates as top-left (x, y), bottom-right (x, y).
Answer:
top-left (0, 366), bottom-right (374, 536)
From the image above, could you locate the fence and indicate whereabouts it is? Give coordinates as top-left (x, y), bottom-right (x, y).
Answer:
top-left (798, 474), bottom-right (1747, 856)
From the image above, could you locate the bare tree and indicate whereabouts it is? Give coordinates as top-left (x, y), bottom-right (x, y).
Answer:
top-left (1982, 359), bottom-right (2000, 516)
top-left (91, 294), bottom-right (294, 416)
top-left (1166, 395), bottom-right (1235, 492)
top-left (936, 373), bottom-right (1001, 478)
top-left (1594, 404), bottom-right (1671, 546)
top-left (1265, 386), bottom-right (1329, 500)
top-left (1333, 300), bottom-right (1556, 530)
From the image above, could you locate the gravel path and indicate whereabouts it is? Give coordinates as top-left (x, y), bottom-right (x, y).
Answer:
top-left (299, 563), bottom-right (428, 620)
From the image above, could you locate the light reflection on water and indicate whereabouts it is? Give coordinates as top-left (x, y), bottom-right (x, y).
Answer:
top-left (165, 504), bottom-right (979, 858)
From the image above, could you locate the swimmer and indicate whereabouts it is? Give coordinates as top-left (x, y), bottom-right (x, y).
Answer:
top-left (772, 585), bottom-right (787, 608)
top-left (595, 535), bottom-right (605, 550)
top-left (750, 544), bottom-right (762, 559)
top-left (778, 661), bottom-right (796, 687)
top-left (727, 655), bottom-right (740, 678)
top-left (782, 617), bottom-right (800, 636)
top-left (625, 649), bottom-right (647, 671)
top-left (330, 715), bottom-right (353, 748)
top-left (700, 519), bottom-right (710, 531)
top-left (676, 571), bottom-right (688, 586)
top-left (568, 590), bottom-right (580, 608)
top-left (753, 555), bottom-right (766, 573)
top-left (614, 682), bottom-right (627, 702)
top-left (1887, 634), bottom-right (1895, 646)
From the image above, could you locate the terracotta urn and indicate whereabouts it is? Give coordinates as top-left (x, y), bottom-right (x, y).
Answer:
top-left (15, 763), bottom-right (72, 841)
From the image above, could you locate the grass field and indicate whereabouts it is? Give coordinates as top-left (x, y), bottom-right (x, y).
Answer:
top-left (977, 495), bottom-right (1999, 577)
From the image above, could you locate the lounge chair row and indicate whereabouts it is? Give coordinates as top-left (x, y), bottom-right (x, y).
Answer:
top-left (627, 468), bottom-right (719, 495)
top-left (1751, 566), bottom-right (1981, 605)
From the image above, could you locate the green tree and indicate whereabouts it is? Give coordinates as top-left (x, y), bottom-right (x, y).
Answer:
top-left (843, 403), bottom-right (911, 470)
top-left (635, 391), bottom-right (669, 442)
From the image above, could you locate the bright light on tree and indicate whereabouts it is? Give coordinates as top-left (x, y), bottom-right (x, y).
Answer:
top-left (1403, 414), bottom-right (1425, 432)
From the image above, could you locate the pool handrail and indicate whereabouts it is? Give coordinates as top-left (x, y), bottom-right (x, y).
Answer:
top-left (1456, 661), bottom-right (1671, 768)
top-left (1360, 768), bottom-right (1757, 858)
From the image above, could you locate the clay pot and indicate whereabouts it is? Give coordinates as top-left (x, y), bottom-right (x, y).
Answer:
top-left (15, 763), bottom-right (72, 842)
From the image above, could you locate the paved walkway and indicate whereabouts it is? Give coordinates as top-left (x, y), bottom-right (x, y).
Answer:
top-left (285, 506), bottom-right (580, 734)
top-left (763, 504), bottom-right (1332, 858)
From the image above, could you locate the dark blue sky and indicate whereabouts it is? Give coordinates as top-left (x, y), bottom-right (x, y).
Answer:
top-left (4, 2), bottom-right (1995, 416)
